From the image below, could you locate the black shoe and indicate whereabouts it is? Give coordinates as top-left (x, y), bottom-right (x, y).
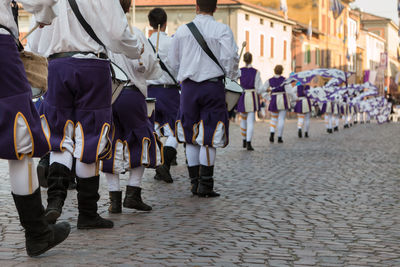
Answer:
top-left (298, 129), bottom-right (302, 138)
top-left (360, 121), bottom-right (364, 124)
top-left (76, 176), bottom-right (113, 229)
top-left (305, 132), bottom-right (309, 138)
top-left (188, 166), bottom-right (200, 195)
top-left (197, 165), bottom-right (220, 198)
top-left (269, 132), bottom-right (275, 143)
top-left (123, 186), bottom-right (152, 211)
top-left (350, 123), bottom-right (353, 127)
top-left (170, 154), bottom-right (178, 166)
top-left (246, 142), bottom-right (254, 151)
top-left (354, 121), bottom-right (358, 125)
top-left (327, 129), bottom-right (333, 134)
top-left (108, 191), bottom-right (122, 213)
top-left (242, 140), bottom-right (247, 148)
top-left (45, 163), bottom-right (71, 224)
top-left (333, 126), bottom-right (339, 132)
top-left (344, 124), bottom-right (349, 128)
top-left (277, 137), bottom-right (283, 143)
top-left (154, 146), bottom-right (176, 183)
top-left (12, 188), bottom-right (70, 257)
top-left (37, 153), bottom-right (50, 188)
top-left (366, 121), bottom-right (370, 124)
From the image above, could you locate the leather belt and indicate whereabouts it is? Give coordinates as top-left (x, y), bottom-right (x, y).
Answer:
top-left (48, 51), bottom-right (108, 60)
top-left (206, 76), bottom-right (224, 83)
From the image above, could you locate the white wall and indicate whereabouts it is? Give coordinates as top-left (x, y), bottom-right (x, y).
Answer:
top-left (347, 18), bottom-right (357, 72)
top-left (235, 10), bottom-right (292, 82)
top-left (365, 33), bottom-right (385, 70)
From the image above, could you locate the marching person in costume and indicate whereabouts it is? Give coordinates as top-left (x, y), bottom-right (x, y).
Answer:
top-left (169, 0), bottom-right (240, 197)
top-left (28, 0), bottom-right (143, 228)
top-left (0, 0), bottom-right (70, 256)
top-left (147, 8), bottom-right (180, 183)
top-left (264, 65), bottom-right (295, 143)
top-left (102, 0), bottom-right (163, 213)
top-left (294, 84), bottom-right (312, 138)
top-left (237, 52), bottom-right (263, 150)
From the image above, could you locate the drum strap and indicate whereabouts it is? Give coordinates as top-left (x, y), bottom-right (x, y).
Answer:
top-left (148, 40), bottom-right (179, 86)
top-left (186, 22), bottom-right (226, 78)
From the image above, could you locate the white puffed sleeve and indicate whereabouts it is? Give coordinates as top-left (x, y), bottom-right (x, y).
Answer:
top-left (20, 0), bottom-right (57, 25)
top-left (219, 25), bottom-right (240, 80)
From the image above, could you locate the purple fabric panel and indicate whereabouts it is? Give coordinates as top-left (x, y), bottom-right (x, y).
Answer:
top-left (41, 57), bottom-right (112, 163)
top-left (269, 76), bottom-right (286, 93)
top-left (176, 79), bottom-right (229, 147)
top-left (102, 88), bottom-right (161, 173)
top-left (268, 94), bottom-right (288, 112)
top-left (147, 85), bottom-right (180, 135)
top-left (239, 67), bottom-right (257, 89)
top-left (0, 35), bottom-right (49, 159)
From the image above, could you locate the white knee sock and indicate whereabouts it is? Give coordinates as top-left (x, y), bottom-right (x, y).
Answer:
top-left (297, 114), bottom-right (305, 130)
top-left (277, 110), bottom-right (286, 137)
top-left (328, 114), bottom-right (333, 129)
top-left (246, 112), bottom-right (255, 142)
top-left (324, 114), bottom-right (329, 129)
top-left (9, 157), bottom-right (39, 195)
top-left (105, 173), bottom-right (120, 192)
top-left (270, 112), bottom-right (278, 133)
top-left (240, 113), bottom-right (247, 140)
top-left (75, 161), bottom-right (97, 178)
top-left (128, 166), bottom-right (145, 188)
top-left (165, 136), bottom-right (178, 149)
top-left (335, 116), bottom-right (340, 127)
top-left (186, 144), bottom-right (200, 167)
top-left (304, 113), bottom-right (311, 132)
top-left (199, 146), bottom-right (216, 166)
top-left (50, 151), bottom-right (73, 170)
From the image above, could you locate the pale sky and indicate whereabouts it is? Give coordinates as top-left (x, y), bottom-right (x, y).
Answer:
top-left (351, 0), bottom-right (398, 25)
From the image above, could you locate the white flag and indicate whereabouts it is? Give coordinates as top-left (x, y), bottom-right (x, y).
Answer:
top-left (280, 0), bottom-right (288, 19)
top-left (307, 19), bottom-right (312, 39)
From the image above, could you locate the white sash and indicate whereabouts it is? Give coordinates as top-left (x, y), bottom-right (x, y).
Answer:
top-left (244, 89), bottom-right (258, 112)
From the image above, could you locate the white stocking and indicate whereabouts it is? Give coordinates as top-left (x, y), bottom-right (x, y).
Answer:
top-left (240, 113), bottom-right (247, 140)
top-left (105, 172), bottom-right (120, 192)
top-left (199, 146), bottom-right (216, 166)
top-left (277, 110), bottom-right (286, 137)
top-left (185, 144), bottom-right (200, 167)
top-left (246, 112), bottom-right (255, 142)
top-left (297, 114), bottom-right (305, 130)
top-left (50, 151), bottom-right (73, 170)
top-left (9, 157), bottom-right (39, 195)
top-left (304, 113), bottom-right (311, 132)
top-left (75, 161), bottom-right (96, 178)
top-left (270, 112), bottom-right (278, 133)
top-left (128, 166), bottom-right (145, 188)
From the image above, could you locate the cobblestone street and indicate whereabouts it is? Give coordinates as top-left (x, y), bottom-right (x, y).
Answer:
top-left (0, 119), bottom-right (399, 266)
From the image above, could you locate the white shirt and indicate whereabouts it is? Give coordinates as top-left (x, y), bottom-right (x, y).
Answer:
top-left (108, 26), bottom-right (162, 98)
top-left (263, 75), bottom-right (297, 101)
top-left (0, 0), bottom-right (56, 36)
top-left (26, 0), bottom-right (141, 59)
top-left (168, 14), bottom-right (240, 83)
top-left (147, 31), bottom-right (177, 85)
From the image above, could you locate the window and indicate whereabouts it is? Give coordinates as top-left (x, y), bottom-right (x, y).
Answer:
top-left (315, 48), bottom-right (320, 65)
top-left (283, 40), bottom-right (287, 61)
top-left (283, 25), bottom-right (287, 31)
top-left (245, 14), bottom-right (249, 21)
top-left (260, 18), bottom-right (264, 25)
top-left (322, 15), bottom-right (326, 32)
top-left (328, 17), bottom-right (331, 35)
top-left (322, 0), bottom-right (324, 8)
top-left (304, 44), bottom-right (311, 64)
top-left (270, 22), bottom-right (274, 28)
top-left (270, 37), bottom-right (274, 58)
top-left (245, 31), bottom-right (250, 52)
top-left (260, 35), bottom-right (264, 57)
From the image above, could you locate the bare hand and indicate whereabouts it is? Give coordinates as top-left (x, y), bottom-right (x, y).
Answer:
top-left (38, 22), bottom-right (50, 28)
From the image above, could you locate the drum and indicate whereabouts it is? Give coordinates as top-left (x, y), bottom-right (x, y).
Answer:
top-left (225, 78), bottom-right (244, 111)
top-left (111, 62), bottom-right (130, 104)
top-left (20, 50), bottom-right (48, 99)
top-left (145, 97), bottom-right (157, 118)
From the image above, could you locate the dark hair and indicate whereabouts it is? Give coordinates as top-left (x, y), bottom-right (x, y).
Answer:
top-left (148, 8), bottom-right (167, 29)
top-left (274, 65), bottom-right (283, 75)
top-left (196, 0), bottom-right (217, 13)
top-left (243, 52), bottom-right (252, 64)
top-left (119, 0), bottom-right (131, 13)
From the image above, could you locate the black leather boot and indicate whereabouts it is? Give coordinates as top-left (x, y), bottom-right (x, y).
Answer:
top-left (298, 129), bottom-right (302, 138)
top-left (154, 146), bottom-right (176, 183)
top-left (344, 124), bottom-right (349, 128)
top-left (333, 126), bottom-right (339, 132)
top-left (327, 129), bottom-right (333, 134)
top-left (188, 165), bottom-right (200, 195)
top-left (269, 132), bottom-right (275, 143)
top-left (170, 154), bottom-right (178, 166)
top-left (305, 132), bottom-right (309, 138)
top-left (242, 140), bottom-right (246, 148)
top-left (37, 153), bottom-right (50, 188)
top-left (108, 191), bottom-right (122, 213)
top-left (277, 137), bottom-right (283, 143)
top-left (246, 142), bottom-right (254, 151)
top-left (45, 163), bottom-right (71, 224)
top-left (198, 165), bottom-right (220, 198)
top-left (12, 188), bottom-right (70, 257)
top-left (76, 176), bottom-right (114, 229)
top-left (123, 186), bottom-right (152, 211)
